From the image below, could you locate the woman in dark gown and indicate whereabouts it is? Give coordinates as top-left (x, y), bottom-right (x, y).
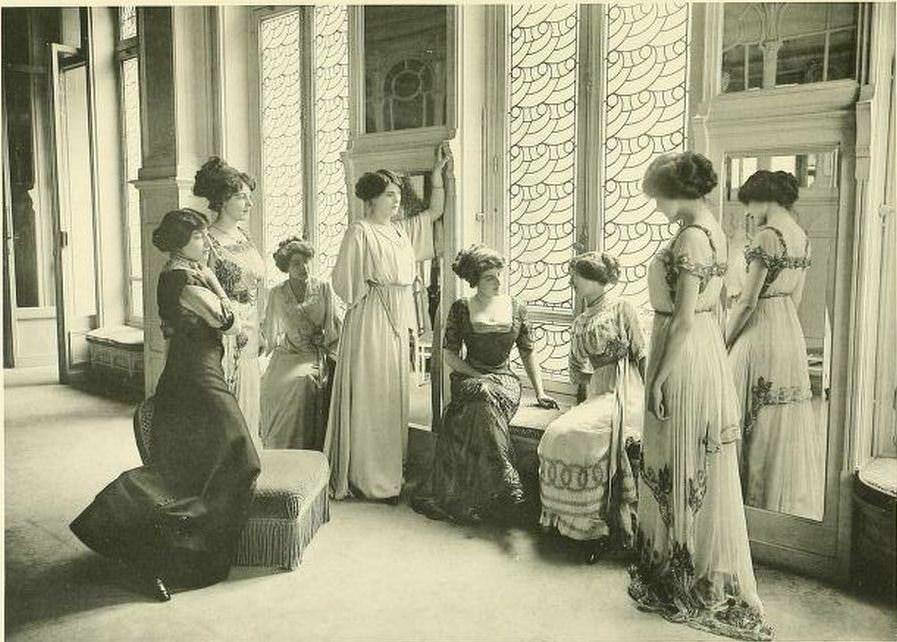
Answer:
top-left (412, 244), bottom-right (557, 524)
top-left (70, 208), bottom-right (261, 601)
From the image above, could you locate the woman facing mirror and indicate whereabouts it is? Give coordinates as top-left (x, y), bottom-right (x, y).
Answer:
top-left (726, 170), bottom-right (825, 521)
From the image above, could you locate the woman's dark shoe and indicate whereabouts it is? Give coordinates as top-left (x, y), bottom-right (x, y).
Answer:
top-left (584, 538), bottom-right (608, 565)
top-left (149, 576), bottom-right (171, 602)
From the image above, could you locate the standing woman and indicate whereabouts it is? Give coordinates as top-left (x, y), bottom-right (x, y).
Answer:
top-left (325, 143), bottom-right (451, 501)
top-left (70, 209), bottom-right (260, 600)
top-left (726, 171), bottom-right (823, 521)
top-left (628, 152), bottom-right (773, 640)
top-left (194, 158), bottom-right (266, 450)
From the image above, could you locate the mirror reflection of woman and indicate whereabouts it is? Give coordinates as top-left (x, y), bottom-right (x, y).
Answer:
top-left (260, 238), bottom-right (343, 451)
top-left (628, 152), bottom-right (772, 641)
top-left (325, 144), bottom-right (451, 502)
top-left (412, 244), bottom-right (557, 524)
top-left (726, 171), bottom-right (824, 521)
top-left (193, 158), bottom-right (266, 451)
top-left (537, 252), bottom-right (646, 564)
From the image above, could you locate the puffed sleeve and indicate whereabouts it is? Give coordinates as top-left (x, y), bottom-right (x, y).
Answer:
top-left (442, 298), bottom-right (465, 353)
top-left (568, 317), bottom-right (594, 386)
top-left (179, 284), bottom-right (238, 334)
top-left (620, 300), bottom-right (647, 365)
top-left (398, 211), bottom-right (436, 262)
top-left (515, 300), bottom-right (535, 357)
top-left (332, 222), bottom-right (368, 306)
top-left (744, 228), bottom-right (782, 271)
top-left (671, 226), bottom-right (715, 277)
top-left (322, 280), bottom-right (344, 360)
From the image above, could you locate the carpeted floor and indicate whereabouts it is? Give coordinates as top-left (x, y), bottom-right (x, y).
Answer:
top-left (4, 366), bottom-right (895, 641)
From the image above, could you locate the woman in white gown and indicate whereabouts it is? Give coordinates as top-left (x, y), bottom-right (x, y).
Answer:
top-left (726, 171), bottom-right (824, 521)
top-left (194, 158), bottom-right (266, 451)
top-left (325, 144), bottom-right (451, 501)
top-left (260, 238), bottom-right (343, 451)
top-left (538, 252), bottom-right (646, 563)
top-left (628, 151), bottom-right (773, 640)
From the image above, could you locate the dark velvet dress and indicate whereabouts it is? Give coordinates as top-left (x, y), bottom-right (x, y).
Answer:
top-left (70, 262), bottom-right (261, 589)
top-left (413, 297), bottom-right (534, 522)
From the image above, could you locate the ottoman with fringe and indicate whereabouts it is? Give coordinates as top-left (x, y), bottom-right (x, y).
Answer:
top-left (134, 398), bottom-right (330, 570)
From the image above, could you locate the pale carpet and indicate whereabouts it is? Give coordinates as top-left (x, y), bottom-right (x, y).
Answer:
top-left (3, 367), bottom-right (895, 641)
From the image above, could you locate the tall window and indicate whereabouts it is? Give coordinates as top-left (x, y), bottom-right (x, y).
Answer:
top-left (256, 6), bottom-right (350, 285)
top-left (506, 5), bottom-right (579, 379)
top-left (503, 4), bottom-right (691, 381)
top-left (117, 6), bottom-right (143, 323)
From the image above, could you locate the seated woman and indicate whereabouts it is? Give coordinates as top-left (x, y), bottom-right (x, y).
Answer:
top-left (260, 237), bottom-right (343, 451)
top-left (538, 252), bottom-right (647, 563)
top-left (70, 208), bottom-right (261, 601)
top-left (412, 244), bottom-right (558, 524)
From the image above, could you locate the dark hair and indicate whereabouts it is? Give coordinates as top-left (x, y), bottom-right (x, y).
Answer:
top-left (451, 244), bottom-right (505, 287)
top-left (193, 157), bottom-right (256, 213)
top-left (642, 151), bottom-right (718, 200)
top-left (273, 236), bottom-right (315, 272)
top-left (354, 169), bottom-right (403, 202)
top-left (569, 251), bottom-right (620, 285)
top-left (737, 170), bottom-right (800, 209)
top-left (152, 208), bottom-right (208, 253)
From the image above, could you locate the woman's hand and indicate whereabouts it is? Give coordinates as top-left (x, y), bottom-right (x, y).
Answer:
top-left (433, 142), bottom-right (451, 174)
top-left (536, 394), bottom-right (559, 410)
top-left (648, 379), bottom-right (669, 421)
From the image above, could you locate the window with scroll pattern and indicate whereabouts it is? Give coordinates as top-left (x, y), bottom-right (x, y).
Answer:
top-left (258, 7), bottom-right (350, 285)
top-left (313, 5), bottom-right (350, 277)
top-left (259, 10), bottom-right (305, 286)
top-left (506, 4), bottom-right (579, 379)
top-left (600, 2), bottom-right (691, 338)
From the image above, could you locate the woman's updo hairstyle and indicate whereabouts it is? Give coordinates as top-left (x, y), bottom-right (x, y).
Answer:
top-left (193, 157), bottom-right (256, 213)
top-left (273, 236), bottom-right (315, 273)
top-left (642, 151), bottom-right (718, 200)
top-left (569, 251), bottom-right (620, 286)
top-left (152, 208), bottom-right (208, 253)
top-left (737, 170), bottom-right (800, 209)
top-left (354, 169), bottom-right (403, 202)
top-left (451, 244), bottom-right (505, 287)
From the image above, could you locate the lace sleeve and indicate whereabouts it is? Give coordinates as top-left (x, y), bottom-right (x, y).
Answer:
top-left (514, 301), bottom-right (535, 357)
top-left (442, 299), bottom-right (465, 353)
top-left (744, 228), bottom-right (781, 272)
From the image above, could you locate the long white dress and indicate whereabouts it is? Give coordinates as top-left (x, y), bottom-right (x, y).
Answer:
top-left (538, 296), bottom-right (646, 544)
top-left (628, 223), bottom-right (773, 641)
top-left (207, 226), bottom-right (266, 452)
top-left (728, 224), bottom-right (824, 520)
top-left (260, 277), bottom-right (342, 451)
top-left (324, 213), bottom-right (435, 499)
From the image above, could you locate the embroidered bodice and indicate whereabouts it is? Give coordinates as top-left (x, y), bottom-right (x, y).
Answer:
top-left (744, 224), bottom-right (811, 298)
top-left (207, 226), bottom-right (265, 306)
top-left (569, 297), bottom-right (647, 387)
top-left (648, 223), bottom-right (729, 315)
top-left (443, 297), bottom-right (534, 375)
top-left (262, 278), bottom-right (341, 358)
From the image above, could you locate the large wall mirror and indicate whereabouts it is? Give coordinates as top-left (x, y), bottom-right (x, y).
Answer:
top-left (723, 146), bottom-right (840, 523)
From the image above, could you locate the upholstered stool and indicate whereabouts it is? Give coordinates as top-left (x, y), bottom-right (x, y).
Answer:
top-left (133, 398), bottom-right (330, 570)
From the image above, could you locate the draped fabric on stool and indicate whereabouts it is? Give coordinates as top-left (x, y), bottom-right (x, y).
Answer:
top-left (134, 398), bottom-right (330, 570)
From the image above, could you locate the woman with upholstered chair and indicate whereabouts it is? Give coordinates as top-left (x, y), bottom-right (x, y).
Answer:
top-left (194, 157), bottom-right (266, 451)
top-left (70, 209), bottom-right (260, 601)
top-left (325, 143), bottom-right (451, 502)
top-left (627, 152), bottom-right (773, 640)
top-left (260, 237), bottom-right (343, 451)
top-left (538, 252), bottom-right (646, 564)
top-left (727, 170), bottom-right (823, 521)
top-left (411, 244), bottom-right (558, 524)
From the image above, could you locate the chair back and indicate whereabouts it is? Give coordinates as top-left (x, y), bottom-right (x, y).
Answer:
top-left (133, 396), bottom-right (156, 465)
